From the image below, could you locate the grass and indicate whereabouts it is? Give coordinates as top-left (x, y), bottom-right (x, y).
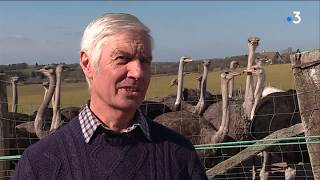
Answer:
top-left (6, 63), bottom-right (295, 114)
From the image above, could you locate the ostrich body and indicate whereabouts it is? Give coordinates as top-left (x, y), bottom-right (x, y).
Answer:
top-left (10, 76), bottom-right (19, 113)
top-left (228, 61), bottom-right (239, 99)
top-left (243, 37), bottom-right (260, 119)
top-left (250, 90), bottom-right (308, 180)
top-left (262, 86), bottom-right (284, 97)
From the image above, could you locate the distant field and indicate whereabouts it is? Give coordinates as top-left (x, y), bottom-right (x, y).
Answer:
top-left (6, 63), bottom-right (295, 114)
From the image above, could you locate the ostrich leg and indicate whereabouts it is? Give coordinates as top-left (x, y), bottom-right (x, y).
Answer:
top-left (259, 150), bottom-right (271, 180)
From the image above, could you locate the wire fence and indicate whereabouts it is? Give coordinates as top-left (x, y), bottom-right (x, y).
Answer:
top-left (0, 52), bottom-right (319, 179)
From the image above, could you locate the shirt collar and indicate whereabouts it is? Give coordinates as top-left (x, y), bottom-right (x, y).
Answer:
top-left (79, 104), bottom-right (151, 143)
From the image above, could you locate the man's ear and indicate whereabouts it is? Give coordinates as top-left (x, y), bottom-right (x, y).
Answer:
top-left (80, 51), bottom-right (94, 79)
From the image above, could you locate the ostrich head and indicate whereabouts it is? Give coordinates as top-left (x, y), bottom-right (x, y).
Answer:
top-left (37, 65), bottom-right (55, 77)
top-left (196, 75), bottom-right (202, 82)
top-left (180, 56), bottom-right (192, 64)
top-left (248, 36), bottom-right (260, 47)
top-left (10, 76), bottom-right (19, 83)
top-left (169, 72), bottom-right (190, 87)
top-left (42, 81), bottom-right (49, 89)
top-left (202, 59), bottom-right (211, 66)
top-left (244, 64), bottom-right (263, 75)
top-left (56, 64), bottom-right (71, 74)
top-left (230, 60), bottom-right (239, 70)
top-left (221, 70), bottom-right (241, 82)
top-left (169, 78), bottom-right (178, 87)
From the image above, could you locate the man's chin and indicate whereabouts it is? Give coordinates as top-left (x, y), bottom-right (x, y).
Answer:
top-left (116, 99), bottom-right (142, 110)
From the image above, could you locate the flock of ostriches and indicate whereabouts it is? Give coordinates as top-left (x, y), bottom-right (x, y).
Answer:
top-left (8, 37), bottom-right (308, 180)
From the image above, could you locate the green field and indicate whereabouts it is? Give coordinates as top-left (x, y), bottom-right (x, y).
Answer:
top-left (6, 63), bottom-right (295, 114)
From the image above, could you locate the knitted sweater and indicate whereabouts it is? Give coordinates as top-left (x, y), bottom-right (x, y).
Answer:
top-left (13, 117), bottom-right (208, 180)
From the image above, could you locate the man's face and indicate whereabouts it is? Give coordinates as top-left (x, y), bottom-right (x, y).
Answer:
top-left (89, 31), bottom-right (152, 111)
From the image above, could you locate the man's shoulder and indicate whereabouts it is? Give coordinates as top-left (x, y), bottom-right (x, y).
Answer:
top-left (23, 117), bottom-right (80, 160)
top-left (148, 120), bottom-right (195, 150)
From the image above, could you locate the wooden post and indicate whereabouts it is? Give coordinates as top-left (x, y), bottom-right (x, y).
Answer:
top-left (206, 123), bottom-right (305, 179)
top-left (290, 49), bottom-right (320, 180)
top-left (0, 73), bottom-right (9, 178)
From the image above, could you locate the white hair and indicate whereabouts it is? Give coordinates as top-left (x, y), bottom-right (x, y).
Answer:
top-left (80, 13), bottom-right (152, 88)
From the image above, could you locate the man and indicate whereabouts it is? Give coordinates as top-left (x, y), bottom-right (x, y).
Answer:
top-left (13, 13), bottom-right (208, 180)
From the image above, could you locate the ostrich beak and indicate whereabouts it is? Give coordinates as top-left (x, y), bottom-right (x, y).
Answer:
top-left (183, 58), bottom-right (192, 63)
top-left (243, 65), bottom-right (258, 73)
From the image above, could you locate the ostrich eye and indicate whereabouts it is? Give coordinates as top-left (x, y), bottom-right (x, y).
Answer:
top-left (225, 71), bottom-right (229, 74)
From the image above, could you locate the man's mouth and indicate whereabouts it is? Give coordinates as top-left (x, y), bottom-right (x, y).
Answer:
top-left (118, 86), bottom-right (141, 95)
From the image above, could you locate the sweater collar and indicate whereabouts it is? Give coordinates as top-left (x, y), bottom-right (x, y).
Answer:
top-left (79, 104), bottom-right (151, 143)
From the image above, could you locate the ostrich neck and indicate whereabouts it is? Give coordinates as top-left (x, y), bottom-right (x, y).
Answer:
top-left (212, 78), bottom-right (229, 144)
top-left (51, 69), bottom-right (62, 130)
top-left (199, 65), bottom-right (208, 103)
top-left (228, 78), bottom-right (234, 98)
top-left (194, 65), bottom-right (208, 114)
top-left (247, 44), bottom-right (257, 68)
top-left (250, 71), bottom-right (266, 120)
top-left (43, 87), bottom-right (48, 100)
top-left (254, 72), bottom-right (265, 99)
top-left (174, 61), bottom-right (184, 109)
top-left (11, 82), bottom-right (18, 112)
top-left (243, 43), bottom-right (258, 118)
top-left (34, 73), bottom-right (56, 139)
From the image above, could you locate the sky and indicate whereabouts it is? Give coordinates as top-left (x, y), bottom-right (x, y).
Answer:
top-left (0, 1), bottom-right (319, 65)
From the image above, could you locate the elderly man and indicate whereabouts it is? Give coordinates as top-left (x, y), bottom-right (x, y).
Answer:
top-left (13, 13), bottom-right (208, 180)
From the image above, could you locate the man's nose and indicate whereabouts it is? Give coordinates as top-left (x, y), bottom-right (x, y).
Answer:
top-left (127, 60), bottom-right (144, 80)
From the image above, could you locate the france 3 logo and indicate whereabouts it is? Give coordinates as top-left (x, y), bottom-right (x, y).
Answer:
top-left (287, 11), bottom-right (301, 24)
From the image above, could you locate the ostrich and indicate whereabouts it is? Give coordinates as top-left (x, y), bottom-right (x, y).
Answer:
top-left (193, 60), bottom-right (211, 116)
top-left (51, 64), bottom-right (69, 131)
top-left (243, 36), bottom-right (260, 119)
top-left (154, 70), bottom-right (241, 167)
top-left (250, 89), bottom-right (308, 180)
top-left (209, 70), bottom-right (242, 144)
top-left (174, 56), bottom-right (193, 111)
top-left (247, 61), bottom-right (266, 120)
top-left (10, 76), bottom-right (19, 113)
top-left (203, 64), bottom-right (265, 142)
top-left (34, 65), bottom-right (57, 139)
top-left (228, 61), bottom-right (240, 99)
top-left (147, 56), bottom-right (193, 112)
top-left (17, 65), bottom-right (80, 135)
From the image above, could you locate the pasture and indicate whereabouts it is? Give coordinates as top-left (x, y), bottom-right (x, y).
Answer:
top-left (7, 63), bottom-right (295, 114)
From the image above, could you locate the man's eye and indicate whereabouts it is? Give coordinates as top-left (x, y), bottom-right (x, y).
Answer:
top-left (116, 56), bottom-right (130, 64)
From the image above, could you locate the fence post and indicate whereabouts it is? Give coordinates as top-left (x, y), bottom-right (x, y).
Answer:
top-left (0, 73), bottom-right (9, 178)
top-left (290, 49), bottom-right (320, 179)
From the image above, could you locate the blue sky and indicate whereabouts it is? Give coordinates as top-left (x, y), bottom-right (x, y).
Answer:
top-left (0, 1), bottom-right (319, 65)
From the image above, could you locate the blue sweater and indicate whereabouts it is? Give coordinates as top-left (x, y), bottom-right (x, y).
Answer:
top-left (13, 117), bottom-right (208, 180)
